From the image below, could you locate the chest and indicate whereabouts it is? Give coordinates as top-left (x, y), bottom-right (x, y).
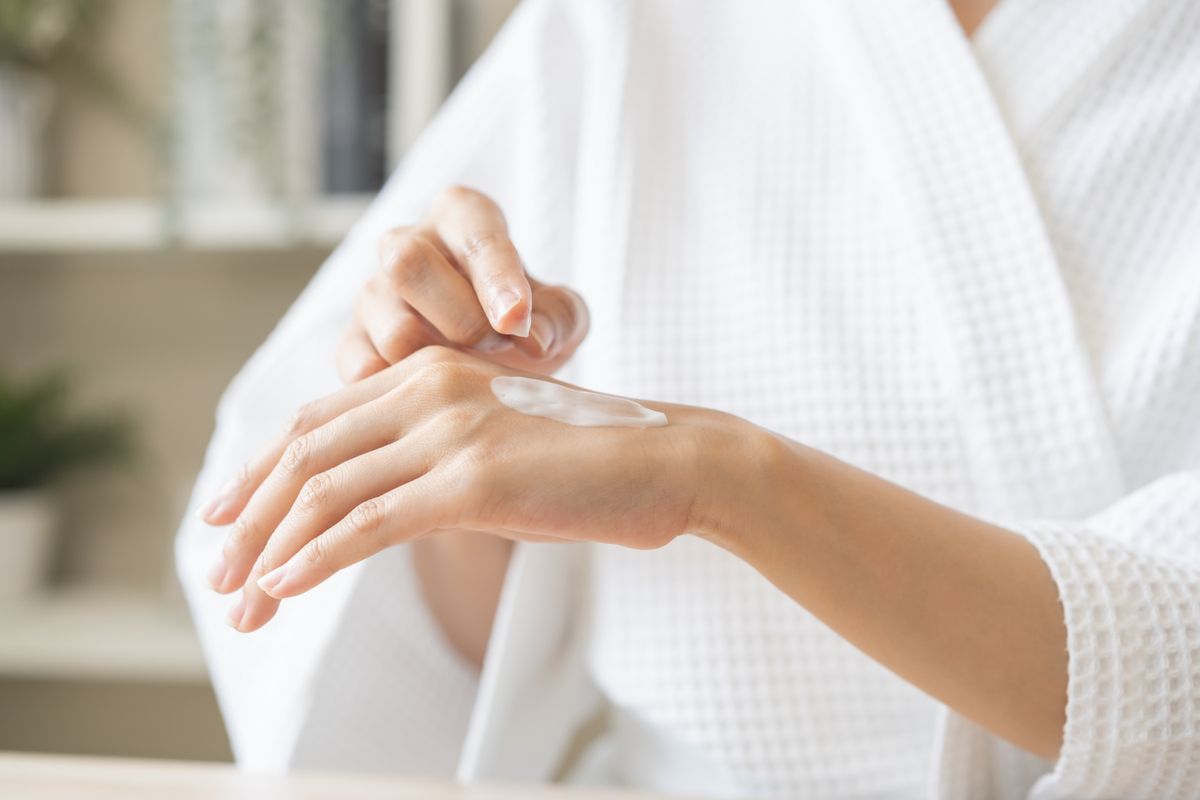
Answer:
top-left (565, 0), bottom-right (1200, 507)
top-left (571, 1), bottom-right (1200, 794)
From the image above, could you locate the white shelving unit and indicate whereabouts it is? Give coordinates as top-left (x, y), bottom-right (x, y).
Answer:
top-left (0, 196), bottom-right (372, 254)
top-left (0, 0), bottom-right (453, 256)
top-left (0, 589), bottom-right (207, 685)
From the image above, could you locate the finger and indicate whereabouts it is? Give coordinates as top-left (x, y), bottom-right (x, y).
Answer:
top-left (356, 279), bottom-right (438, 364)
top-left (198, 363), bottom-right (409, 527)
top-left (209, 398), bottom-right (404, 595)
top-left (336, 324), bottom-right (390, 384)
top-left (511, 284), bottom-right (591, 361)
top-left (429, 186), bottom-right (532, 336)
top-left (257, 472), bottom-right (452, 599)
top-left (238, 439), bottom-right (431, 631)
top-left (244, 523), bottom-right (573, 628)
top-left (375, 232), bottom-right (512, 353)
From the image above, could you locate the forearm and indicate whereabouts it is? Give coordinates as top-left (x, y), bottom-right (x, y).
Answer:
top-left (702, 429), bottom-right (1067, 760)
top-left (410, 532), bottom-right (513, 669)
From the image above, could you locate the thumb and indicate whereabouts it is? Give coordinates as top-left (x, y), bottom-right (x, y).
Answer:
top-left (512, 284), bottom-right (590, 362)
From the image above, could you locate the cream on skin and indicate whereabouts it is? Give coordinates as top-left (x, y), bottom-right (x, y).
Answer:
top-left (490, 376), bottom-right (667, 428)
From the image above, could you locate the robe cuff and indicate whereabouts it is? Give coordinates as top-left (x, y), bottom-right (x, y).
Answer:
top-left (1017, 517), bottom-right (1200, 799)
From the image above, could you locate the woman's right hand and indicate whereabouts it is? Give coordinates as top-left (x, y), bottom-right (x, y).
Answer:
top-left (335, 186), bottom-right (586, 667)
top-left (338, 185), bottom-right (590, 383)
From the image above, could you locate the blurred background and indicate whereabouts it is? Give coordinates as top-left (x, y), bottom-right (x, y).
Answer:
top-left (0, 0), bottom-right (516, 762)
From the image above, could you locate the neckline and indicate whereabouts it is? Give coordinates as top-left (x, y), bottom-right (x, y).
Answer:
top-left (952, 0), bottom-right (1005, 42)
top-left (961, 0), bottom-right (1027, 49)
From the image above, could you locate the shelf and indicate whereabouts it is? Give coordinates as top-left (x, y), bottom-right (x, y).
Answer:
top-left (0, 588), bottom-right (208, 685)
top-left (0, 196), bottom-right (372, 254)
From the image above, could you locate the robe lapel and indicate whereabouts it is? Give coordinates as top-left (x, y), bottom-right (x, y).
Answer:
top-left (571, 0), bottom-right (637, 391)
top-left (839, 0), bottom-right (1125, 519)
top-left (973, 0), bottom-right (1163, 142)
top-left (458, 542), bottom-right (599, 783)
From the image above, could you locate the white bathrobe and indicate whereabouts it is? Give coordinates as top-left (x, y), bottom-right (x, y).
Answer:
top-left (176, 0), bottom-right (1200, 797)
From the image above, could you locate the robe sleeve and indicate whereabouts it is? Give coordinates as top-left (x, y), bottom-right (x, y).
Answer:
top-left (174, 0), bottom-right (586, 774)
top-left (936, 464), bottom-right (1200, 799)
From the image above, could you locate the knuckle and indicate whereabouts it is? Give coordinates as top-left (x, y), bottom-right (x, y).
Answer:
top-left (338, 330), bottom-right (373, 381)
top-left (379, 225), bottom-right (412, 249)
top-left (414, 360), bottom-right (469, 396)
top-left (438, 405), bottom-right (479, 434)
top-left (445, 312), bottom-right (494, 347)
top-left (344, 353), bottom-right (384, 383)
top-left (233, 461), bottom-right (254, 492)
top-left (376, 317), bottom-right (424, 363)
top-left (253, 549), bottom-right (272, 579)
top-left (285, 402), bottom-right (319, 439)
top-left (459, 454), bottom-right (505, 514)
top-left (297, 471), bottom-right (333, 512)
top-left (460, 230), bottom-right (506, 261)
top-left (355, 276), bottom-right (391, 319)
top-left (280, 434), bottom-right (316, 476)
top-left (301, 536), bottom-right (329, 570)
top-left (227, 515), bottom-right (260, 552)
top-left (435, 184), bottom-right (482, 211)
top-left (410, 343), bottom-right (459, 368)
top-left (349, 497), bottom-right (386, 536)
top-left (377, 226), bottom-right (414, 263)
top-left (382, 234), bottom-right (433, 288)
top-left (467, 435), bottom-right (504, 474)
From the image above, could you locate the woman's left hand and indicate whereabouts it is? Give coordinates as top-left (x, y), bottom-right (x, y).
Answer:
top-left (202, 345), bottom-right (759, 632)
top-left (199, 346), bottom-right (1071, 760)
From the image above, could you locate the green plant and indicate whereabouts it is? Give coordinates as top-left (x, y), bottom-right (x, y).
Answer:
top-left (0, 0), bottom-right (105, 70)
top-left (178, 0), bottom-right (288, 196)
top-left (0, 369), bottom-right (135, 492)
top-left (177, 0), bottom-right (345, 198)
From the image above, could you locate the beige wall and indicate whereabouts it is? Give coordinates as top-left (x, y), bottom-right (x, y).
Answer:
top-left (0, 251), bottom-right (325, 590)
top-left (50, 0), bottom-right (520, 198)
top-left (52, 0), bottom-right (168, 197)
top-left (0, 678), bottom-right (231, 762)
top-left (10, 0), bottom-right (520, 594)
top-left (0, 250), bottom-right (320, 761)
top-left (2, 0), bottom-right (517, 763)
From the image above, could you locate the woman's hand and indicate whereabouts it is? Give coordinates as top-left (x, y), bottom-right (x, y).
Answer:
top-left (338, 186), bottom-right (589, 383)
top-left (197, 346), bottom-right (1069, 758)
top-left (201, 346), bottom-right (757, 633)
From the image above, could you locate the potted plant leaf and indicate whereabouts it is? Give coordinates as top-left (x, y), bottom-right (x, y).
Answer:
top-left (0, 369), bottom-right (133, 599)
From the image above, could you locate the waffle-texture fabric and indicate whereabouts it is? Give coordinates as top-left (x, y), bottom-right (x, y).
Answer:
top-left (176, 0), bottom-right (1200, 797)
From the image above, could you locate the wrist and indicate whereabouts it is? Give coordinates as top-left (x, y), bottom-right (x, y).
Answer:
top-left (687, 416), bottom-right (826, 560)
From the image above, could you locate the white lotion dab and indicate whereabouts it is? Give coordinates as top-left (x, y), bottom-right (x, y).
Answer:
top-left (491, 376), bottom-right (667, 428)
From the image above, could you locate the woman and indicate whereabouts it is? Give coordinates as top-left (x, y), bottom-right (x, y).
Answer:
top-left (177, 0), bottom-right (1200, 797)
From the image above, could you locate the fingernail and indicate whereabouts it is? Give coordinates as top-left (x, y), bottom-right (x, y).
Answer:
top-left (529, 313), bottom-right (556, 356)
top-left (198, 495), bottom-right (234, 523)
top-left (257, 564), bottom-right (288, 596)
top-left (489, 289), bottom-right (522, 327)
top-left (226, 599), bottom-right (246, 630)
top-left (197, 498), bottom-right (220, 521)
top-left (206, 553), bottom-right (229, 591)
top-left (199, 477), bottom-right (240, 521)
top-left (475, 332), bottom-right (514, 353)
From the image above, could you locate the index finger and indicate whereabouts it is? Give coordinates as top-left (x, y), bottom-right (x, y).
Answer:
top-left (197, 364), bottom-right (406, 527)
top-left (430, 186), bottom-right (533, 337)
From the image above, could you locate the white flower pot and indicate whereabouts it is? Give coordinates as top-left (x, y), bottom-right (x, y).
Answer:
top-left (0, 65), bottom-right (55, 199)
top-left (0, 490), bottom-right (58, 600)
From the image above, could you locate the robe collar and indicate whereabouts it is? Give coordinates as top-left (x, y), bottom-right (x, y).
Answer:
top-left (840, 0), bottom-right (1127, 518)
top-left (973, 0), bottom-right (1163, 142)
